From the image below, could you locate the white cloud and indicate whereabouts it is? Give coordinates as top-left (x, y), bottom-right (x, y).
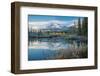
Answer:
top-left (28, 19), bottom-right (78, 30)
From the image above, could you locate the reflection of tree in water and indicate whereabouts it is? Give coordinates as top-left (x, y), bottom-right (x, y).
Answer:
top-left (28, 37), bottom-right (87, 59)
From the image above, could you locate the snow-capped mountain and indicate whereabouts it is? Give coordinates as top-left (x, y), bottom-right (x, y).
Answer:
top-left (46, 22), bottom-right (63, 29)
top-left (28, 20), bottom-right (77, 31)
top-left (46, 20), bottom-right (76, 31)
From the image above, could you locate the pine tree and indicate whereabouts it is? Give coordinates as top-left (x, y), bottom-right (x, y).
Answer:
top-left (82, 17), bottom-right (88, 36)
top-left (77, 18), bottom-right (81, 35)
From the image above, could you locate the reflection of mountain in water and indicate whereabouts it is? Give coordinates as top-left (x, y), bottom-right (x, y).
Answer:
top-left (28, 18), bottom-right (88, 60)
top-left (28, 37), bottom-right (88, 60)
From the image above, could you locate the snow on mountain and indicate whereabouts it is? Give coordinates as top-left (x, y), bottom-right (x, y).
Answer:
top-left (28, 19), bottom-right (78, 30)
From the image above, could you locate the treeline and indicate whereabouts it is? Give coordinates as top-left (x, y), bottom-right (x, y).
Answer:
top-left (28, 17), bottom-right (88, 38)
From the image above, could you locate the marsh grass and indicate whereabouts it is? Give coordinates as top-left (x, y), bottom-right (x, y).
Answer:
top-left (46, 46), bottom-right (88, 59)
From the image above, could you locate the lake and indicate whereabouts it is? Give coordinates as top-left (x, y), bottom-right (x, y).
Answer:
top-left (28, 37), bottom-right (87, 61)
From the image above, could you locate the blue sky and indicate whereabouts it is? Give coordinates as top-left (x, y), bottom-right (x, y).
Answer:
top-left (28, 15), bottom-right (82, 22)
top-left (28, 15), bottom-right (85, 29)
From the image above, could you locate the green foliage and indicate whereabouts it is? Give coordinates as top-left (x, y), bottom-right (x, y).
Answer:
top-left (81, 17), bottom-right (88, 36)
top-left (77, 17), bottom-right (88, 36)
top-left (77, 18), bottom-right (82, 35)
top-left (30, 17), bottom-right (88, 38)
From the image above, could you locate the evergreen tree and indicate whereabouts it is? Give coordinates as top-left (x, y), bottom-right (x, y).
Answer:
top-left (82, 17), bottom-right (88, 36)
top-left (77, 18), bottom-right (81, 35)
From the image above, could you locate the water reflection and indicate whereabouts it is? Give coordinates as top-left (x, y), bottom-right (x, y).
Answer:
top-left (28, 37), bottom-right (88, 61)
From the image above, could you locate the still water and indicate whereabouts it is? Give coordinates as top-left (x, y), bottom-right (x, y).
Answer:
top-left (28, 37), bottom-right (87, 61)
